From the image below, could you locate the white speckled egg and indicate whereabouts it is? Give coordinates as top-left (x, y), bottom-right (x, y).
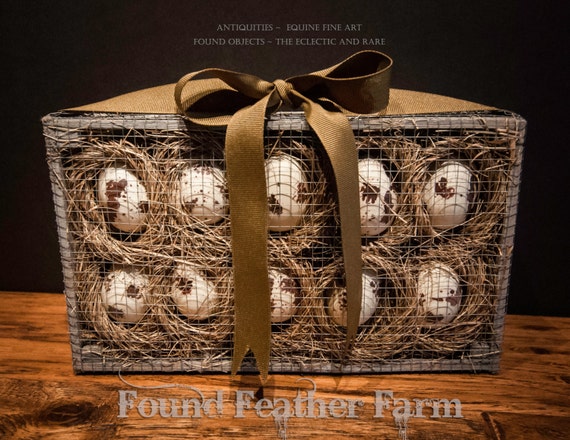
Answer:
top-left (417, 263), bottom-right (462, 324)
top-left (265, 154), bottom-right (307, 232)
top-left (269, 269), bottom-right (299, 323)
top-left (179, 164), bottom-right (227, 225)
top-left (421, 161), bottom-right (472, 229)
top-left (101, 267), bottom-right (150, 323)
top-left (358, 158), bottom-right (397, 236)
top-left (328, 272), bottom-right (379, 327)
top-left (171, 263), bottom-right (219, 320)
top-left (98, 167), bottom-right (149, 233)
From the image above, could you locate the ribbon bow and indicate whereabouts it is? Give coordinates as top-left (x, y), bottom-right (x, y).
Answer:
top-left (174, 50), bottom-right (393, 380)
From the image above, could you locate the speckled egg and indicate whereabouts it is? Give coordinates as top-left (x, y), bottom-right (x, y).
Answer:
top-left (179, 164), bottom-right (227, 225)
top-left (421, 161), bottom-right (473, 229)
top-left (328, 272), bottom-right (380, 327)
top-left (170, 262), bottom-right (219, 320)
top-left (265, 153), bottom-right (307, 232)
top-left (417, 263), bottom-right (462, 324)
top-left (98, 167), bottom-right (149, 233)
top-left (101, 267), bottom-right (150, 323)
top-left (358, 158), bottom-right (397, 236)
top-left (269, 269), bottom-right (299, 323)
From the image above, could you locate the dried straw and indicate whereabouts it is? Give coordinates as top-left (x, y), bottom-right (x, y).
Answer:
top-left (410, 135), bottom-right (517, 242)
top-left (408, 241), bottom-right (500, 356)
top-left (52, 119), bottom-right (518, 371)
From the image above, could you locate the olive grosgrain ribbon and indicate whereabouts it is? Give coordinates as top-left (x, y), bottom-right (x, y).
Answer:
top-left (174, 50), bottom-right (393, 379)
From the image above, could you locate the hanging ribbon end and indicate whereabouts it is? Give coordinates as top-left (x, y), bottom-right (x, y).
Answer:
top-left (230, 355), bottom-right (270, 382)
top-left (259, 367), bottom-right (270, 385)
top-left (230, 338), bottom-right (271, 379)
top-left (342, 326), bottom-right (357, 360)
top-left (231, 341), bottom-right (250, 376)
top-left (252, 344), bottom-right (271, 382)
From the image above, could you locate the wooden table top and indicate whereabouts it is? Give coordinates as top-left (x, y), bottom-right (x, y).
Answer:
top-left (0, 291), bottom-right (568, 439)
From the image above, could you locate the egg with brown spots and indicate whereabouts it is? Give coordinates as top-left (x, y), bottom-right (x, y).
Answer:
top-left (179, 164), bottom-right (228, 225)
top-left (417, 263), bottom-right (462, 324)
top-left (170, 263), bottom-right (219, 320)
top-left (101, 267), bottom-right (150, 323)
top-left (421, 161), bottom-right (473, 229)
top-left (358, 158), bottom-right (397, 236)
top-left (328, 272), bottom-right (380, 327)
top-left (265, 153), bottom-right (307, 232)
top-left (97, 167), bottom-right (149, 233)
top-left (268, 269), bottom-right (299, 323)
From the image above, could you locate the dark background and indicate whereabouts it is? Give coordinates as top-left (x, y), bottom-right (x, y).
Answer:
top-left (2, 0), bottom-right (568, 316)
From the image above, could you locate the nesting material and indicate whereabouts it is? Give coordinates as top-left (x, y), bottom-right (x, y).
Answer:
top-left (355, 137), bottom-right (419, 247)
top-left (43, 110), bottom-right (524, 374)
top-left (409, 242), bottom-right (500, 356)
top-left (313, 250), bottom-right (414, 363)
top-left (266, 243), bottom-right (324, 362)
top-left (263, 137), bottom-right (335, 254)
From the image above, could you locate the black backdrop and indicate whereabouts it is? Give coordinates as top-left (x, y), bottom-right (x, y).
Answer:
top-left (2, 0), bottom-right (568, 316)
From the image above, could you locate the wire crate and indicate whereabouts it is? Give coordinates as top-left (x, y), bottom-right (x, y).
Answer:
top-left (43, 109), bottom-right (525, 374)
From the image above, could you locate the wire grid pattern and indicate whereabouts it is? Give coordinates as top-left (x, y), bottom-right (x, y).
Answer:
top-left (43, 110), bottom-right (525, 374)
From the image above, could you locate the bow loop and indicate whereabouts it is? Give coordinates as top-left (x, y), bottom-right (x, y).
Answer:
top-left (176, 51), bottom-right (392, 118)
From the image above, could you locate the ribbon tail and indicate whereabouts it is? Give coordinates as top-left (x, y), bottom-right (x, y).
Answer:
top-left (302, 100), bottom-right (363, 353)
top-left (226, 96), bottom-right (272, 380)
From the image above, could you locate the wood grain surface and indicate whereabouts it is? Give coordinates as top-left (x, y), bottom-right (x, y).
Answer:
top-left (1, 292), bottom-right (568, 439)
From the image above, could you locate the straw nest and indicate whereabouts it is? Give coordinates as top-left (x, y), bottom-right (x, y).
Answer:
top-left (356, 137), bottom-right (421, 247)
top-left (408, 241), bottom-right (500, 356)
top-left (410, 135), bottom-right (516, 242)
top-left (73, 252), bottom-right (234, 366)
top-left (294, 240), bottom-right (501, 364)
top-left (356, 134), bottom-right (517, 250)
top-left (263, 136), bottom-right (336, 254)
top-left (263, 242), bottom-right (325, 361)
top-left (307, 250), bottom-right (414, 363)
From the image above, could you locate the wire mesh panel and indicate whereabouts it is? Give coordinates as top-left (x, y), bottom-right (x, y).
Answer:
top-left (43, 110), bottom-right (525, 374)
